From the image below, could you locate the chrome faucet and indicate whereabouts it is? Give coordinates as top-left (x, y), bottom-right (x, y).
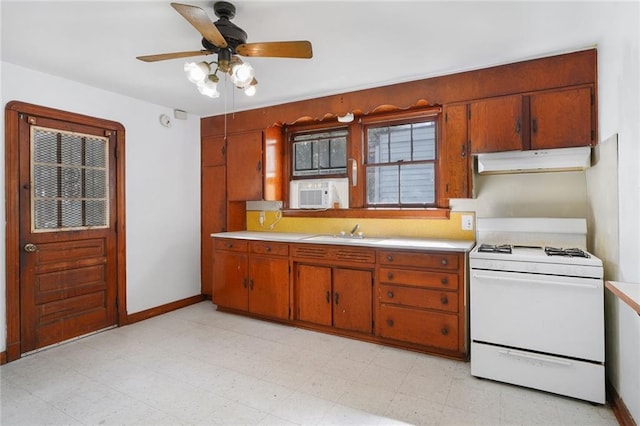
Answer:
top-left (349, 223), bottom-right (360, 237)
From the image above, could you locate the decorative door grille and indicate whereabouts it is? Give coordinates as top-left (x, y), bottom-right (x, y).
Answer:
top-left (30, 126), bottom-right (109, 232)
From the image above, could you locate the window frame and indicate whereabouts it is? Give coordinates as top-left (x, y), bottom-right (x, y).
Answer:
top-left (287, 123), bottom-right (349, 180)
top-left (361, 110), bottom-right (440, 208)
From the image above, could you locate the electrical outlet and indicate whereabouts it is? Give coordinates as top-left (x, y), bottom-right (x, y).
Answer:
top-left (259, 211), bottom-right (265, 226)
top-left (461, 214), bottom-right (474, 231)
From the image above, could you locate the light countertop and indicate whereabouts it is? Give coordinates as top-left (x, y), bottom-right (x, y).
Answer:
top-left (211, 231), bottom-right (475, 252)
top-left (606, 281), bottom-right (640, 316)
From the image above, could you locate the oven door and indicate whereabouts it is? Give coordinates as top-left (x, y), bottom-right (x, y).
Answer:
top-left (470, 268), bottom-right (604, 362)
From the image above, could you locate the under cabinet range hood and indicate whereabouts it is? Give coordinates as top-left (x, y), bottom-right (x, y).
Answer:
top-left (476, 146), bottom-right (592, 174)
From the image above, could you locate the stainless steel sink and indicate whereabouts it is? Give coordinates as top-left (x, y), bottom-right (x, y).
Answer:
top-left (302, 235), bottom-right (382, 244)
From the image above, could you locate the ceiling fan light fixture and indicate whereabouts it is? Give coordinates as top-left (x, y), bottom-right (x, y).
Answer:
top-left (184, 61), bottom-right (210, 84)
top-left (230, 61), bottom-right (255, 88)
top-left (197, 75), bottom-right (220, 98)
top-left (244, 79), bottom-right (257, 96)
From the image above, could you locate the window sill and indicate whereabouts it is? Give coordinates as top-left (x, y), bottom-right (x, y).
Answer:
top-left (281, 208), bottom-right (450, 219)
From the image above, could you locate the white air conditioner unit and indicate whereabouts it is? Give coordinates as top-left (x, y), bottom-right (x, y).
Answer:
top-left (289, 178), bottom-right (349, 209)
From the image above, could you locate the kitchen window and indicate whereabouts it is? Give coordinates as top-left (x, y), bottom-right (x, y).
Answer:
top-left (364, 117), bottom-right (437, 207)
top-left (291, 128), bottom-right (347, 178)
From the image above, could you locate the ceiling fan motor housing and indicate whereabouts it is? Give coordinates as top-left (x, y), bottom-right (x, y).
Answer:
top-left (202, 1), bottom-right (247, 53)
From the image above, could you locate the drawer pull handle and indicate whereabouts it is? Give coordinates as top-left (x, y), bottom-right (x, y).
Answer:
top-left (387, 319), bottom-right (394, 327)
top-left (387, 272), bottom-right (394, 280)
top-left (325, 291), bottom-right (331, 304)
top-left (249, 279), bottom-right (254, 290)
top-left (441, 258), bottom-right (448, 265)
top-left (387, 291), bottom-right (394, 298)
top-left (441, 327), bottom-right (449, 336)
top-left (265, 246), bottom-right (271, 252)
top-left (387, 255), bottom-right (394, 262)
top-left (441, 295), bottom-right (448, 305)
top-left (441, 277), bottom-right (448, 285)
top-left (226, 243), bottom-right (233, 248)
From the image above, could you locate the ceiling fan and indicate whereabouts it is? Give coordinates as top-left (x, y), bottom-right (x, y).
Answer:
top-left (137, 2), bottom-right (313, 98)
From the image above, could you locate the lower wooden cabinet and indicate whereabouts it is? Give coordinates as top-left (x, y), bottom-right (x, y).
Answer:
top-left (212, 237), bottom-right (468, 359)
top-left (213, 238), bottom-right (289, 320)
top-left (295, 264), bottom-right (372, 334)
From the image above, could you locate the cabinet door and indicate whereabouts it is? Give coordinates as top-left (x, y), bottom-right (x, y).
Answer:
top-left (226, 131), bottom-right (263, 201)
top-left (439, 104), bottom-right (469, 203)
top-left (249, 256), bottom-right (289, 320)
top-left (202, 166), bottom-right (226, 296)
top-left (202, 135), bottom-right (226, 167)
top-left (213, 252), bottom-right (248, 311)
top-left (333, 268), bottom-right (372, 334)
top-left (296, 264), bottom-right (332, 326)
top-left (469, 95), bottom-right (523, 153)
top-left (530, 87), bottom-right (593, 150)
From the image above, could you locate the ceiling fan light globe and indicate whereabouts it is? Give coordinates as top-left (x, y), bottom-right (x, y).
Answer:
top-left (184, 61), bottom-right (210, 84)
top-left (230, 62), bottom-right (255, 88)
top-left (244, 85), bottom-right (257, 97)
top-left (197, 79), bottom-right (220, 98)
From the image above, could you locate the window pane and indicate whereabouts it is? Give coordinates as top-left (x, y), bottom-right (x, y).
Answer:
top-left (367, 127), bottom-right (389, 163)
top-left (413, 122), bottom-right (436, 161)
top-left (294, 141), bottom-right (314, 171)
top-left (367, 165), bottom-right (398, 205)
top-left (389, 124), bottom-right (412, 162)
top-left (400, 163), bottom-right (435, 204)
top-left (330, 139), bottom-right (347, 168)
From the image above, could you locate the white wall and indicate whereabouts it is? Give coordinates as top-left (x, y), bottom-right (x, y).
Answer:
top-left (0, 62), bottom-right (202, 352)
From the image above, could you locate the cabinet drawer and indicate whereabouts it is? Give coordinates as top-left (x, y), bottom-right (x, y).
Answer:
top-left (249, 241), bottom-right (289, 256)
top-left (379, 250), bottom-right (459, 270)
top-left (379, 284), bottom-right (458, 313)
top-left (377, 304), bottom-right (458, 351)
top-left (379, 267), bottom-right (459, 290)
top-left (214, 238), bottom-right (248, 253)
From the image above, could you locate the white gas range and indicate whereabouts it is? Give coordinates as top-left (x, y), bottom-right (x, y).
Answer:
top-left (469, 217), bottom-right (605, 404)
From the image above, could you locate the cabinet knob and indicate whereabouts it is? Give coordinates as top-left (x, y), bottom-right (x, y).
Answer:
top-left (226, 243), bottom-right (233, 249)
top-left (387, 255), bottom-right (394, 262)
top-left (387, 272), bottom-right (394, 280)
top-left (387, 319), bottom-right (394, 327)
top-left (249, 279), bottom-right (254, 290)
top-left (532, 118), bottom-right (538, 134)
top-left (441, 327), bottom-right (449, 336)
top-left (441, 295), bottom-right (448, 305)
top-left (387, 291), bottom-right (394, 299)
top-left (441, 277), bottom-right (448, 285)
top-left (265, 246), bottom-right (271, 252)
top-left (242, 278), bottom-right (248, 288)
top-left (334, 292), bottom-right (340, 305)
top-left (325, 291), bottom-right (331, 304)
top-left (441, 258), bottom-right (448, 266)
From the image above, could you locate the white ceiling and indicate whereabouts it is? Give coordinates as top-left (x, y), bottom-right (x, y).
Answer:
top-left (1, 1), bottom-right (603, 118)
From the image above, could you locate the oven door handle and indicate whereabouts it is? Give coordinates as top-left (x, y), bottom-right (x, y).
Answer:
top-left (497, 348), bottom-right (572, 366)
top-left (472, 273), bottom-right (599, 289)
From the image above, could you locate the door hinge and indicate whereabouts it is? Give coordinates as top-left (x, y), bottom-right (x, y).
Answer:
top-left (591, 130), bottom-right (595, 141)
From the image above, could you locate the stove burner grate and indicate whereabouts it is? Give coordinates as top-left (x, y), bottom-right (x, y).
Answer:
top-left (478, 244), bottom-right (512, 254)
top-left (544, 246), bottom-right (590, 258)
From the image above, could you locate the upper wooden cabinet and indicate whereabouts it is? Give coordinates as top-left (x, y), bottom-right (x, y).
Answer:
top-left (440, 104), bottom-right (470, 202)
top-left (202, 135), bottom-right (226, 167)
top-left (226, 131), bottom-right (263, 201)
top-left (529, 86), bottom-right (594, 150)
top-left (469, 86), bottom-right (595, 154)
top-left (469, 95), bottom-right (524, 154)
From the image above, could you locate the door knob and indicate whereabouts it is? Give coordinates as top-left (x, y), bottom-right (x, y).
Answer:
top-left (23, 243), bottom-right (37, 253)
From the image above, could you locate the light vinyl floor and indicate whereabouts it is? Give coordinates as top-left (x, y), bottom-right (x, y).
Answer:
top-left (1, 302), bottom-right (617, 425)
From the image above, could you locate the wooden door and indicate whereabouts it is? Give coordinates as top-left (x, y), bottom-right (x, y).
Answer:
top-left (295, 264), bottom-right (331, 326)
top-left (18, 115), bottom-right (118, 353)
top-left (529, 86), bottom-right (593, 149)
top-left (226, 131), bottom-right (263, 201)
top-left (212, 251), bottom-right (248, 310)
top-left (333, 268), bottom-right (372, 334)
top-left (201, 165), bottom-right (226, 296)
top-left (469, 95), bottom-right (524, 153)
top-left (248, 256), bottom-right (289, 319)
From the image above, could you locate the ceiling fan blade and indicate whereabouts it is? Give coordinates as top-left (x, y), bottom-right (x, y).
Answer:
top-left (136, 50), bottom-right (213, 62)
top-left (171, 2), bottom-right (228, 48)
top-left (236, 41), bottom-right (313, 59)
